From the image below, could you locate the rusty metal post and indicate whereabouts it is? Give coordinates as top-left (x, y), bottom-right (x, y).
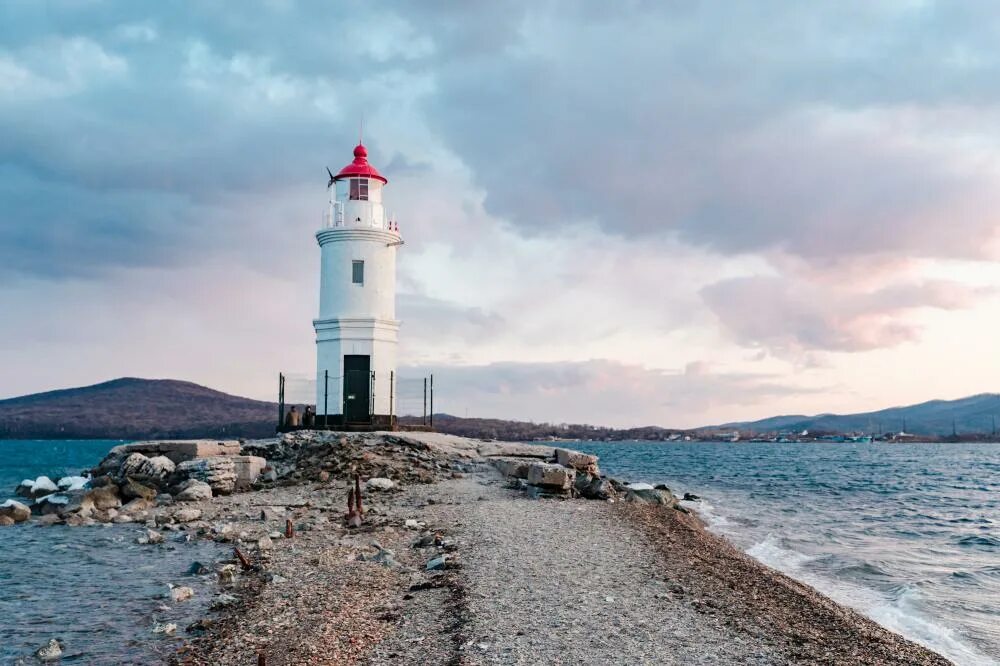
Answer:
top-left (430, 373), bottom-right (434, 429)
top-left (285, 518), bottom-right (294, 539)
top-left (423, 377), bottom-right (427, 426)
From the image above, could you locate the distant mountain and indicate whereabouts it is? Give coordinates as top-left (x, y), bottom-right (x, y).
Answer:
top-left (4, 377), bottom-right (997, 441)
top-left (0, 378), bottom-right (278, 440)
top-left (716, 393), bottom-right (1000, 437)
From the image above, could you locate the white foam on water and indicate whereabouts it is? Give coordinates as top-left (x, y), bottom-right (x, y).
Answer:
top-left (744, 534), bottom-right (996, 666)
top-left (688, 498), bottom-right (730, 529)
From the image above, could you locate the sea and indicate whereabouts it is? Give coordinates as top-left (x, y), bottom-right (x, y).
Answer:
top-left (571, 440), bottom-right (1000, 666)
top-left (1, 440), bottom-right (998, 665)
top-left (0, 440), bottom-right (226, 664)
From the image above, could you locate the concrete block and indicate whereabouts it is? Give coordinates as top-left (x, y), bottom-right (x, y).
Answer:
top-left (526, 462), bottom-right (575, 489)
top-left (555, 448), bottom-right (600, 473)
top-left (492, 458), bottom-right (530, 479)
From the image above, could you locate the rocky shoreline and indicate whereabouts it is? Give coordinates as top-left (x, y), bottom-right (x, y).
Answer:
top-left (4, 431), bottom-right (952, 665)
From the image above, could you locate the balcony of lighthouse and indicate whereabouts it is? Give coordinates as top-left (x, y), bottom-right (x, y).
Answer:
top-left (322, 205), bottom-right (400, 234)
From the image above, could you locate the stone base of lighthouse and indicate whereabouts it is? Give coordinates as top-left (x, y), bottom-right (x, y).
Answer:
top-left (313, 317), bottom-right (399, 428)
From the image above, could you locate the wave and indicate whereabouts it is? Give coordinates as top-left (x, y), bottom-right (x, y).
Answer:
top-left (956, 534), bottom-right (1000, 548)
top-left (740, 537), bottom-right (996, 665)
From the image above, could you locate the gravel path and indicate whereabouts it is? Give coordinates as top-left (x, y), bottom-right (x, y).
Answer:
top-left (373, 474), bottom-right (781, 665)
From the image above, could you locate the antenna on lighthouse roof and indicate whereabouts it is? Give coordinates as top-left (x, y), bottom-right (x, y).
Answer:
top-left (359, 115), bottom-right (364, 144)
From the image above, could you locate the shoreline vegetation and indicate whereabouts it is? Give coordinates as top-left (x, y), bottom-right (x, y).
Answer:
top-left (4, 378), bottom-right (1000, 443)
top-left (3, 432), bottom-right (951, 665)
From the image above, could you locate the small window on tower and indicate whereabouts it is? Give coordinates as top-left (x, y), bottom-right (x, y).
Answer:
top-left (352, 260), bottom-right (364, 285)
top-left (349, 178), bottom-right (368, 201)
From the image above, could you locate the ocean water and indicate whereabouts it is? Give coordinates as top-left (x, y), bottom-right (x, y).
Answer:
top-left (0, 440), bottom-right (226, 664)
top-left (572, 440), bottom-right (1000, 666)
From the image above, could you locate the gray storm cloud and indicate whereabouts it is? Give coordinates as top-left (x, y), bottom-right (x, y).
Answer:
top-left (2, 2), bottom-right (1000, 423)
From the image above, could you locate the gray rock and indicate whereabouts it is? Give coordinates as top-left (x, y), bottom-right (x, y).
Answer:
top-left (169, 585), bottom-right (194, 602)
top-left (365, 477), bottom-right (395, 491)
top-left (526, 462), bottom-right (575, 489)
top-left (19, 476), bottom-right (59, 499)
top-left (175, 479), bottom-right (212, 502)
top-left (575, 474), bottom-right (617, 500)
top-left (175, 457), bottom-right (238, 495)
top-left (152, 622), bottom-right (177, 635)
top-left (83, 484), bottom-right (122, 511)
top-left (210, 593), bottom-right (238, 609)
top-left (35, 638), bottom-right (63, 662)
top-left (554, 448), bottom-right (600, 474)
top-left (119, 453), bottom-right (176, 485)
top-left (624, 483), bottom-right (673, 505)
top-left (426, 554), bottom-right (449, 570)
top-left (122, 477), bottom-right (158, 501)
top-left (122, 497), bottom-right (154, 513)
top-left (187, 561), bottom-right (210, 575)
top-left (0, 499), bottom-right (32, 523)
top-left (138, 528), bottom-right (165, 545)
top-left (174, 508), bottom-right (203, 523)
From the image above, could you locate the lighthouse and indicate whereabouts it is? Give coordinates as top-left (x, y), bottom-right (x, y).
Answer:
top-left (314, 142), bottom-right (401, 428)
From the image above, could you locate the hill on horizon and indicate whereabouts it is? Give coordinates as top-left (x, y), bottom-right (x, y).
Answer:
top-left (715, 393), bottom-right (1000, 437)
top-left (2, 377), bottom-right (998, 440)
top-left (0, 377), bottom-right (279, 440)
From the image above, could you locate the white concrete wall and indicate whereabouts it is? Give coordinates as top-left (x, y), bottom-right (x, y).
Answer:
top-left (316, 228), bottom-right (397, 321)
top-left (314, 319), bottom-right (399, 416)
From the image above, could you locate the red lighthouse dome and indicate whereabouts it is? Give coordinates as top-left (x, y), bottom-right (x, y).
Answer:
top-left (334, 143), bottom-right (387, 184)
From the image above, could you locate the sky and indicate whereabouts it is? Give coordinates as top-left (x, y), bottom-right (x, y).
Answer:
top-left (3, 1), bottom-right (1000, 428)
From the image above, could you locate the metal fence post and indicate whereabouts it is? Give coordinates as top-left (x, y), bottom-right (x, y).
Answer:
top-left (323, 370), bottom-right (329, 428)
top-left (389, 371), bottom-right (395, 427)
top-left (423, 377), bottom-right (427, 426)
top-left (371, 371), bottom-right (376, 423)
top-left (430, 373), bottom-right (434, 429)
top-left (277, 373), bottom-right (285, 430)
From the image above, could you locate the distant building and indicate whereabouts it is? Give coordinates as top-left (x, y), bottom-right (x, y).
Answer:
top-left (314, 143), bottom-right (402, 428)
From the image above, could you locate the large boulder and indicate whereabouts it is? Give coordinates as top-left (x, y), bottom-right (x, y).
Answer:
top-left (33, 492), bottom-right (87, 517)
top-left (491, 458), bottom-right (530, 479)
top-left (121, 477), bottom-right (158, 501)
top-left (57, 476), bottom-right (90, 491)
top-left (574, 473), bottom-right (617, 500)
top-left (175, 457), bottom-right (249, 495)
top-left (0, 499), bottom-right (31, 523)
top-left (526, 462), bottom-right (575, 490)
top-left (83, 484), bottom-right (122, 511)
top-left (175, 479), bottom-right (213, 502)
top-left (554, 448), bottom-right (600, 475)
top-left (16, 476), bottom-right (58, 499)
top-left (624, 483), bottom-right (674, 505)
top-left (119, 453), bottom-right (175, 487)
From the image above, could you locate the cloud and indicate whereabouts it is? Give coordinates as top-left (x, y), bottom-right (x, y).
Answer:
top-left (701, 276), bottom-right (996, 354)
top-left (419, 3), bottom-right (1000, 265)
top-left (3, 2), bottom-right (1000, 426)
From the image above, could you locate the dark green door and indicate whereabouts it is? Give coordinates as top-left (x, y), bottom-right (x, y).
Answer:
top-left (343, 355), bottom-right (371, 423)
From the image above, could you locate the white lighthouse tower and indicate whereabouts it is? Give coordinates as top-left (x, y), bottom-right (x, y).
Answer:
top-left (314, 142), bottom-right (401, 428)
